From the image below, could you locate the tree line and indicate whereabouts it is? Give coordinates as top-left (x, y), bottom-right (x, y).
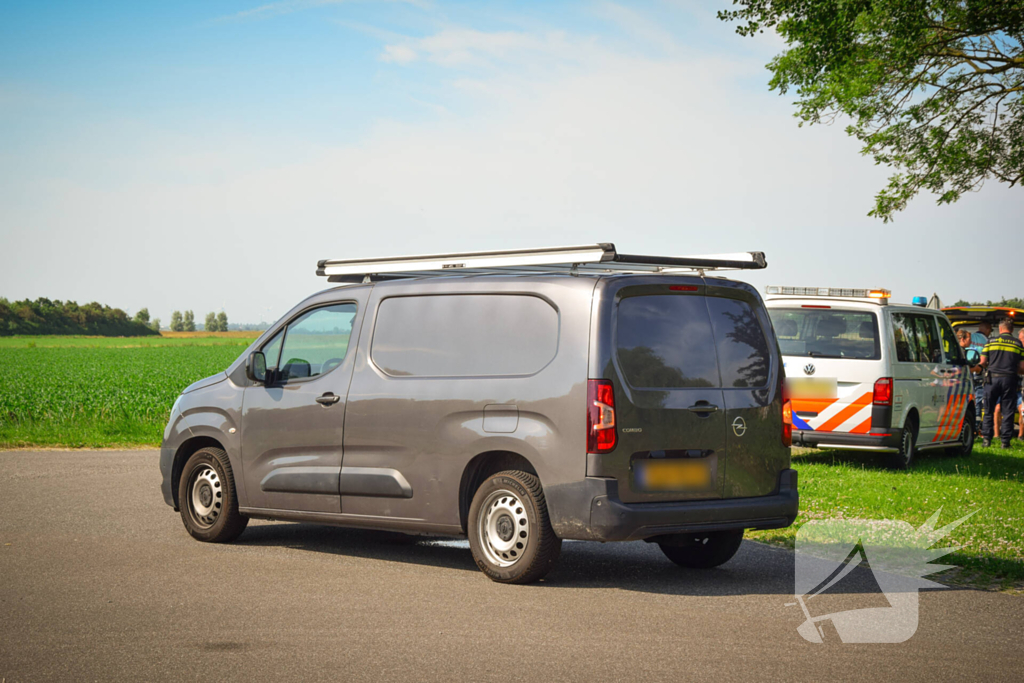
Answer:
top-left (167, 310), bottom-right (229, 332)
top-left (0, 298), bottom-right (159, 337)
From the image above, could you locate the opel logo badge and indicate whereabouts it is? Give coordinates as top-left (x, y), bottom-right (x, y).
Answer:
top-left (732, 417), bottom-right (747, 437)
top-left (804, 363), bottom-right (816, 376)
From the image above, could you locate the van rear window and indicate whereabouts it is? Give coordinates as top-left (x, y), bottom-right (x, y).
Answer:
top-left (768, 308), bottom-right (880, 360)
top-left (371, 294), bottom-right (558, 377)
top-left (707, 297), bottom-right (771, 388)
top-left (615, 295), bottom-right (719, 388)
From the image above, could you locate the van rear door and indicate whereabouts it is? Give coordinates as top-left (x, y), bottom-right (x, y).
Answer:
top-left (704, 281), bottom-right (786, 498)
top-left (593, 281), bottom-right (727, 503)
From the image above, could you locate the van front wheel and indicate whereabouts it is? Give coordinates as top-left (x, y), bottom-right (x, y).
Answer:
top-left (468, 470), bottom-right (562, 584)
top-left (658, 530), bottom-right (744, 569)
top-left (178, 447), bottom-right (248, 543)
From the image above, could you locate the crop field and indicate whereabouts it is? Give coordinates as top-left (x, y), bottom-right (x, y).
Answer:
top-left (1, 334), bottom-right (1022, 588)
top-left (0, 334), bottom-right (257, 446)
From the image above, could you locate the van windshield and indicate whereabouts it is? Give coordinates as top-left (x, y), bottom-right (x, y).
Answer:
top-left (768, 308), bottom-right (880, 360)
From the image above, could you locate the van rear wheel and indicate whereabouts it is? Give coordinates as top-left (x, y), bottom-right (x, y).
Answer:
top-left (890, 416), bottom-right (918, 470)
top-left (178, 447), bottom-right (248, 543)
top-left (949, 407), bottom-right (975, 458)
top-left (658, 530), bottom-right (744, 569)
top-left (467, 470), bottom-right (561, 584)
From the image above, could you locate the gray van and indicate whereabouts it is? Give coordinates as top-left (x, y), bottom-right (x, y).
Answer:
top-left (160, 245), bottom-right (798, 583)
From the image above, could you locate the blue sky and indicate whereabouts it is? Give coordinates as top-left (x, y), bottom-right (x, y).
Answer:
top-left (2, 0), bottom-right (1021, 324)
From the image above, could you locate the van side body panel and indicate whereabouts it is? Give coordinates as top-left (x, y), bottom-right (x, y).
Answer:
top-left (340, 276), bottom-right (597, 532)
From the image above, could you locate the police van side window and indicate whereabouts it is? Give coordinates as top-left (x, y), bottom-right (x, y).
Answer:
top-left (912, 315), bottom-right (942, 364)
top-left (937, 318), bottom-right (962, 364)
top-left (890, 313), bottom-right (919, 362)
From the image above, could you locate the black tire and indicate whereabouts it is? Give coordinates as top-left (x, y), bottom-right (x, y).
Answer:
top-left (658, 530), bottom-right (744, 569)
top-left (467, 470), bottom-right (562, 584)
top-left (890, 415), bottom-right (918, 470)
top-left (178, 447), bottom-right (249, 543)
top-left (948, 405), bottom-right (975, 458)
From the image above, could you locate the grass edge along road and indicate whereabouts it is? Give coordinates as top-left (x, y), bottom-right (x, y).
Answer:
top-left (749, 446), bottom-right (1024, 593)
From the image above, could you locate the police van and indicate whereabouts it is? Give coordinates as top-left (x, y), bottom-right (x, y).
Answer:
top-left (765, 287), bottom-right (980, 468)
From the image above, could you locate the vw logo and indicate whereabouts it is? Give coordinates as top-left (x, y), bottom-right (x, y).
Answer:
top-left (732, 417), bottom-right (747, 437)
top-left (804, 363), bottom-right (816, 376)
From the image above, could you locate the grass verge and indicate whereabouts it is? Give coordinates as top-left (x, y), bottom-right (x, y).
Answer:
top-left (747, 442), bottom-right (1024, 593)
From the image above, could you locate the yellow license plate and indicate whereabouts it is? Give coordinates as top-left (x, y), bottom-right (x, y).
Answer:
top-left (635, 459), bottom-right (712, 491)
top-left (786, 377), bottom-right (837, 399)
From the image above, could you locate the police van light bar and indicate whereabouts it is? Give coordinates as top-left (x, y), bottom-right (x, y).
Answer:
top-left (766, 286), bottom-right (891, 300)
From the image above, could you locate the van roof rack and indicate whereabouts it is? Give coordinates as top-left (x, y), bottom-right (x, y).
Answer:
top-left (317, 244), bottom-right (767, 282)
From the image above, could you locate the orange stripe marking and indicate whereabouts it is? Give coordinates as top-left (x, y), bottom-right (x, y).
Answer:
top-left (850, 416), bottom-right (872, 434)
top-left (818, 392), bottom-right (873, 433)
top-left (934, 391), bottom-right (957, 441)
top-left (945, 394), bottom-right (966, 440)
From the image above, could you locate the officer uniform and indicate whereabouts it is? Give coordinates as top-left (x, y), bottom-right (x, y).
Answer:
top-left (981, 331), bottom-right (1024, 446)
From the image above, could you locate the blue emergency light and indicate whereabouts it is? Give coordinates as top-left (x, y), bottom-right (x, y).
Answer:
top-left (912, 296), bottom-right (927, 307)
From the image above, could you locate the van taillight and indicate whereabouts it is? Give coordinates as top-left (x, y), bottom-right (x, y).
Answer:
top-left (873, 377), bottom-right (893, 406)
top-left (587, 379), bottom-right (617, 453)
top-left (781, 380), bottom-right (792, 448)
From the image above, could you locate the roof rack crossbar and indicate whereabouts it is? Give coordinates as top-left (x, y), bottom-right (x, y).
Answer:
top-left (317, 244), bottom-right (766, 280)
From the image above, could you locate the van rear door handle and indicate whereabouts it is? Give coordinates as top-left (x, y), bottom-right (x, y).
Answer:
top-left (316, 392), bottom-right (341, 406)
top-left (688, 403), bottom-right (719, 415)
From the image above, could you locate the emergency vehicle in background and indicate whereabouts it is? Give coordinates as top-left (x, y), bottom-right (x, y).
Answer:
top-left (765, 287), bottom-right (981, 469)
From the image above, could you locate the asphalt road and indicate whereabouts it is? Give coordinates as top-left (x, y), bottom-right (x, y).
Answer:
top-left (1, 450), bottom-right (1021, 682)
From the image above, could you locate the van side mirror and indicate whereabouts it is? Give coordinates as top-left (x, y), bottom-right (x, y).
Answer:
top-left (247, 351), bottom-right (267, 382)
top-left (965, 349), bottom-right (981, 366)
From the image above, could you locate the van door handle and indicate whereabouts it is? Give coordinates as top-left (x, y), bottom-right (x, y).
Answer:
top-left (688, 403), bottom-right (719, 415)
top-left (316, 392), bottom-right (341, 406)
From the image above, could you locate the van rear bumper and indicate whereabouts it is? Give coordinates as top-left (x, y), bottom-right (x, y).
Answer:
top-left (791, 430), bottom-right (901, 452)
top-left (548, 469), bottom-right (798, 542)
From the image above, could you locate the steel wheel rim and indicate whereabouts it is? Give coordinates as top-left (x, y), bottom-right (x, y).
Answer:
top-left (960, 417), bottom-right (973, 451)
top-left (902, 430), bottom-right (914, 464)
top-left (188, 465), bottom-right (223, 529)
top-left (477, 489), bottom-right (530, 568)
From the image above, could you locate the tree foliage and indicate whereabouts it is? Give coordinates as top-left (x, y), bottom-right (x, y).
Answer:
top-left (0, 298), bottom-right (159, 337)
top-left (204, 311), bottom-right (218, 332)
top-left (952, 296), bottom-right (1024, 307)
top-left (170, 311), bottom-right (184, 332)
top-left (183, 310), bottom-right (195, 333)
top-left (133, 307), bottom-right (150, 325)
top-left (719, 0), bottom-right (1024, 221)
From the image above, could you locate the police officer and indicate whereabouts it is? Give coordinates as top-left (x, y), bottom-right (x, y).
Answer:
top-left (978, 318), bottom-right (1024, 448)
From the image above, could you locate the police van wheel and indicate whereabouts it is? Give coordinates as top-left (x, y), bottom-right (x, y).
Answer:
top-left (950, 407), bottom-right (976, 458)
top-left (891, 417), bottom-right (918, 470)
top-left (467, 470), bottom-right (562, 584)
top-left (178, 447), bottom-right (249, 543)
top-left (658, 530), bottom-right (744, 569)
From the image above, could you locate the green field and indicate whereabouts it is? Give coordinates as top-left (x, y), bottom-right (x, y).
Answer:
top-left (1, 335), bottom-right (1022, 589)
top-left (0, 335), bottom-right (255, 446)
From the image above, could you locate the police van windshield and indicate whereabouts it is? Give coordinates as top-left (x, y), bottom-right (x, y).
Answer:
top-left (768, 308), bottom-right (881, 360)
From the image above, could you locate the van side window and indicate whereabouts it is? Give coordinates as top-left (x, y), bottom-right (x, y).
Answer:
top-left (937, 318), bottom-right (962, 364)
top-left (616, 295), bottom-right (719, 388)
top-left (371, 295), bottom-right (558, 377)
top-left (912, 315), bottom-right (941, 364)
top-left (262, 330), bottom-right (284, 370)
top-left (890, 312), bottom-right (918, 362)
top-left (278, 303), bottom-right (357, 381)
top-left (707, 297), bottom-right (771, 388)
